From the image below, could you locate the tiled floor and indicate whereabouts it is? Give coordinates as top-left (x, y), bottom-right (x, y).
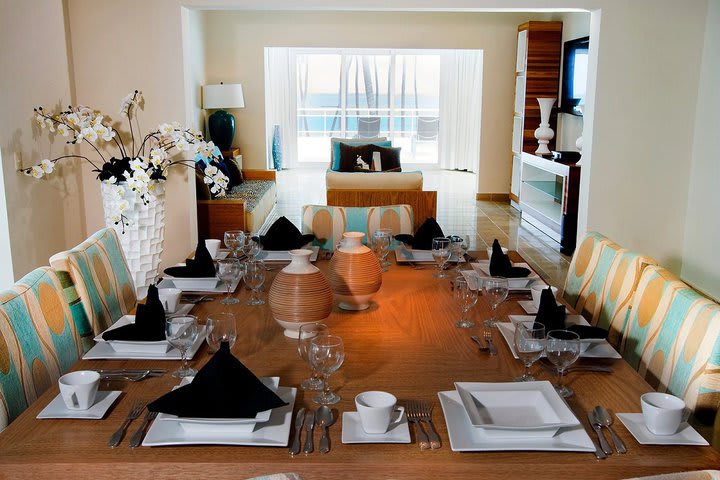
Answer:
top-left (264, 168), bottom-right (572, 289)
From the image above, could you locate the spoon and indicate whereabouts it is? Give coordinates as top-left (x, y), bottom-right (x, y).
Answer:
top-left (594, 406), bottom-right (627, 454)
top-left (317, 405), bottom-right (334, 454)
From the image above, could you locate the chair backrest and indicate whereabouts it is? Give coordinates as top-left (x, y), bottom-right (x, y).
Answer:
top-left (0, 267), bottom-right (84, 431)
top-left (417, 117), bottom-right (439, 141)
top-left (357, 117), bottom-right (381, 139)
top-left (621, 265), bottom-right (720, 426)
top-left (49, 228), bottom-right (136, 336)
top-left (301, 204), bottom-right (414, 251)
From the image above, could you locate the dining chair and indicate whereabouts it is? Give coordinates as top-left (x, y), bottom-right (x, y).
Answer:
top-left (300, 204), bottom-right (414, 251)
top-left (0, 267), bottom-right (84, 431)
top-left (49, 228), bottom-right (136, 336)
top-left (620, 265), bottom-right (720, 429)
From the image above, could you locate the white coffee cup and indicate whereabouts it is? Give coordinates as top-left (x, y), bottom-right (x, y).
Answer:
top-left (158, 287), bottom-right (182, 314)
top-left (486, 246), bottom-right (509, 259)
top-left (531, 283), bottom-right (559, 309)
top-left (355, 391), bottom-right (405, 434)
top-left (58, 370), bottom-right (100, 410)
top-left (641, 392), bottom-right (689, 435)
top-left (205, 239), bottom-right (221, 259)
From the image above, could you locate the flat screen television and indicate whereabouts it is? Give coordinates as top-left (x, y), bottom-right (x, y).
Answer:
top-left (560, 36), bottom-right (589, 116)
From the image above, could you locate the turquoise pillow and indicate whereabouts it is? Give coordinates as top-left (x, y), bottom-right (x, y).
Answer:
top-left (331, 139), bottom-right (391, 171)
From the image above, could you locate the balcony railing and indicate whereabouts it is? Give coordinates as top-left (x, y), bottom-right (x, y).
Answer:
top-left (297, 106), bottom-right (439, 137)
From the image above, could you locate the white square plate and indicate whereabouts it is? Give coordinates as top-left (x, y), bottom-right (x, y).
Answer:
top-left (93, 315), bottom-right (171, 354)
top-left (438, 390), bottom-right (595, 452)
top-left (471, 260), bottom-right (540, 289)
top-left (341, 411), bottom-right (411, 444)
top-left (156, 377), bottom-right (280, 434)
top-left (165, 303), bottom-right (194, 317)
top-left (617, 413), bottom-right (709, 446)
top-left (214, 250), bottom-right (230, 260)
top-left (161, 275), bottom-right (219, 290)
top-left (83, 325), bottom-right (206, 360)
top-left (518, 300), bottom-right (561, 315)
top-left (500, 316), bottom-right (621, 359)
top-left (37, 391), bottom-right (121, 420)
top-left (454, 381), bottom-right (579, 438)
top-left (394, 247), bottom-right (464, 263)
top-left (141, 386), bottom-right (296, 447)
top-left (157, 275), bottom-right (240, 294)
top-left (258, 246), bottom-right (319, 263)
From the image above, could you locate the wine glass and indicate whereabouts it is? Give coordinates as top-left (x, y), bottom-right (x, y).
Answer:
top-left (244, 260), bottom-right (266, 305)
top-left (482, 276), bottom-right (509, 328)
top-left (431, 237), bottom-right (451, 278)
top-left (372, 229), bottom-right (391, 272)
top-left (453, 276), bottom-right (478, 328)
top-left (297, 323), bottom-right (329, 391)
top-left (206, 312), bottom-right (237, 354)
top-left (513, 323), bottom-right (546, 381)
top-left (165, 315), bottom-right (199, 378)
top-left (223, 230), bottom-right (244, 258)
top-left (309, 335), bottom-right (345, 405)
top-left (545, 329), bottom-right (581, 397)
top-left (216, 258), bottom-right (242, 305)
top-left (450, 235), bottom-right (469, 273)
top-left (242, 232), bottom-right (262, 260)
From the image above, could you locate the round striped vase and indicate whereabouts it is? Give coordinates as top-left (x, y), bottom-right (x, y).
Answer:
top-left (327, 232), bottom-right (383, 311)
top-left (268, 249), bottom-right (333, 338)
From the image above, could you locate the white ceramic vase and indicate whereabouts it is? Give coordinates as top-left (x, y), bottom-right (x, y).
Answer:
top-left (534, 97), bottom-right (556, 155)
top-left (100, 182), bottom-right (165, 298)
top-left (327, 232), bottom-right (382, 311)
top-left (268, 249), bottom-right (333, 338)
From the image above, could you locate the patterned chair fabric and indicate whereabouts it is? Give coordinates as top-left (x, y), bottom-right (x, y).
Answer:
top-left (300, 204), bottom-right (414, 251)
top-left (621, 265), bottom-right (720, 425)
top-left (563, 231), bottom-right (656, 348)
top-left (0, 267), bottom-right (84, 431)
top-left (49, 228), bottom-right (136, 336)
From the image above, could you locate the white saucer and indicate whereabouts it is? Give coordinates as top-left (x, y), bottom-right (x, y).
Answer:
top-left (617, 413), bottom-right (709, 446)
top-left (37, 391), bottom-right (121, 419)
top-left (166, 303), bottom-right (194, 317)
top-left (517, 300), bottom-right (561, 314)
top-left (341, 411), bottom-right (411, 444)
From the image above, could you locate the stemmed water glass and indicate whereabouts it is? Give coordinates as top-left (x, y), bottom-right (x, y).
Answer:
top-left (513, 323), bottom-right (546, 381)
top-left (244, 260), bottom-right (266, 305)
top-left (206, 312), bottom-right (238, 354)
top-left (216, 258), bottom-right (243, 305)
top-left (309, 334), bottom-right (345, 405)
top-left (242, 233), bottom-right (262, 260)
top-left (223, 230), bottom-right (244, 258)
top-left (372, 229), bottom-right (392, 272)
top-left (431, 237), bottom-right (451, 278)
top-left (453, 276), bottom-right (478, 328)
top-left (545, 329), bottom-right (581, 397)
top-left (165, 315), bottom-right (199, 378)
top-left (297, 323), bottom-right (329, 391)
top-left (482, 276), bottom-right (509, 328)
top-left (450, 235), bottom-right (469, 273)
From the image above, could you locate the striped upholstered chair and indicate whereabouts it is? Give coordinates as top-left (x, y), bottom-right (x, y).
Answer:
top-left (621, 265), bottom-right (720, 427)
top-left (49, 228), bottom-right (136, 336)
top-left (0, 267), bottom-right (85, 431)
top-left (301, 204), bottom-right (414, 251)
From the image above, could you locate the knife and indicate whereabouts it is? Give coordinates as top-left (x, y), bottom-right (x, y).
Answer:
top-left (587, 411), bottom-right (611, 457)
top-left (289, 407), bottom-right (305, 455)
top-left (303, 410), bottom-right (315, 454)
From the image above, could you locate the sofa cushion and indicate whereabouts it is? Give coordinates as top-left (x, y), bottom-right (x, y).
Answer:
top-left (339, 143), bottom-right (373, 172)
top-left (224, 156), bottom-right (244, 187)
top-left (325, 170), bottom-right (423, 190)
top-left (330, 137), bottom-right (390, 171)
top-left (225, 180), bottom-right (276, 212)
top-left (370, 145), bottom-right (402, 172)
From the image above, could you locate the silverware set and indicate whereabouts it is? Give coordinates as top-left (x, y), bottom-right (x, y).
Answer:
top-left (289, 406), bottom-right (335, 455)
top-left (406, 400), bottom-right (441, 450)
top-left (587, 406), bottom-right (627, 458)
top-left (97, 369), bottom-right (166, 382)
top-left (108, 400), bottom-right (147, 448)
top-left (180, 295), bottom-right (215, 304)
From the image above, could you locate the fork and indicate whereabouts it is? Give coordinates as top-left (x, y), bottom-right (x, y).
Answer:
top-left (405, 401), bottom-right (430, 450)
top-left (483, 330), bottom-right (497, 356)
top-left (128, 410), bottom-right (158, 448)
top-left (101, 370), bottom-right (153, 382)
top-left (470, 335), bottom-right (489, 352)
top-left (416, 401), bottom-right (441, 449)
top-left (108, 401), bottom-right (146, 448)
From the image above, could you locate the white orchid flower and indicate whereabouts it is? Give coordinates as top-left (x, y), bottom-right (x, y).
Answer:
top-left (66, 113), bottom-right (80, 126)
top-left (103, 175), bottom-right (117, 185)
top-left (149, 147), bottom-right (168, 163)
top-left (158, 123), bottom-right (174, 136)
top-left (40, 159), bottom-right (54, 174)
top-left (36, 114), bottom-right (46, 127)
top-left (101, 128), bottom-right (116, 142)
top-left (129, 158), bottom-right (148, 171)
top-left (31, 166), bottom-right (44, 178)
top-left (110, 213), bottom-right (121, 223)
top-left (45, 119), bottom-right (55, 132)
top-left (132, 169), bottom-right (150, 183)
top-left (93, 123), bottom-right (109, 139)
top-left (79, 126), bottom-right (98, 142)
top-left (56, 123), bottom-right (71, 137)
top-left (91, 115), bottom-right (104, 127)
top-left (117, 200), bottom-right (129, 212)
top-left (204, 165), bottom-right (219, 176)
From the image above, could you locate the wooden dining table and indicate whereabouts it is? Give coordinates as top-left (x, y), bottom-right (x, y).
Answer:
top-left (0, 251), bottom-right (718, 480)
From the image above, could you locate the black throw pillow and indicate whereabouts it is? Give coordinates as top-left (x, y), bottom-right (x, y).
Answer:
top-left (395, 217), bottom-right (444, 250)
top-left (164, 240), bottom-right (216, 278)
top-left (102, 284), bottom-right (165, 341)
top-left (489, 239), bottom-right (531, 278)
top-left (148, 342), bottom-right (288, 418)
top-left (339, 143), bottom-right (373, 172)
top-left (370, 145), bottom-right (402, 171)
top-left (260, 216), bottom-right (315, 251)
top-left (222, 157), bottom-right (243, 188)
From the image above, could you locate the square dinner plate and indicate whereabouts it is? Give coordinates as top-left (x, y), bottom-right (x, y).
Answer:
top-left (394, 247), bottom-right (465, 264)
top-left (142, 386), bottom-right (296, 447)
top-left (454, 381), bottom-right (579, 438)
top-left (438, 390), bottom-right (595, 452)
top-left (93, 315), bottom-right (171, 354)
top-left (257, 245), bottom-right (320, 262)
top-left (157, 275), bottom-right (240, 294)
top-left (83, 325), bottom-right (206, 360)
top-left (471, 260), bottom-right (540, 289)
top-left (499, 316), bottom-right (621, 359)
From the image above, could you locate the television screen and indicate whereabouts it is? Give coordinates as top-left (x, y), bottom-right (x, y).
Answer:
top-left (560, 36), bottom-right (589, 116)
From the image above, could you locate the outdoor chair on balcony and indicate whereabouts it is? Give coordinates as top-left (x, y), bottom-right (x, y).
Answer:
top-left (356, 117), bottom-right (381, 139)
top-left (412, 117), bottom-right (439, 157)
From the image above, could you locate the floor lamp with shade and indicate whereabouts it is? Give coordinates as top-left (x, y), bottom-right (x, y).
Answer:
top-left (203, 83), bottom-right (245, 152)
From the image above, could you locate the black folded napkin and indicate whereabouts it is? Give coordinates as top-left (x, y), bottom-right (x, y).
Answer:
top-left (259, 216), bottom-right (315, 251)
top-left (533, 286), bottom-right (608, 339)
top-left (148, 342), bottom-right (288, 418)
top-left (395, 217), bottom-right (444, 250)
top-left (489, 239), bottom-right (531, 278)
top-left (102, 284), bottom-right (166, 341)
top-left (164, 240), bottom-right (216, 278)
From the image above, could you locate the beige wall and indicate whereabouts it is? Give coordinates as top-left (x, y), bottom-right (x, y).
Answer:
top-left (0, 0), bottom-right (85, 286)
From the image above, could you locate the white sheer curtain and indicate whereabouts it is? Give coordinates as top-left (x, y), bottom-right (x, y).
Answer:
top-left (438, 50), bottom-right (483, 172)
top-left (264, 48), bottom-right (298, 169)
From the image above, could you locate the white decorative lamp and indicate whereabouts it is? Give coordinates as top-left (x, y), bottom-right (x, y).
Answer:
top-left (202, 83), bottom-right (245, 152)
top-left (534, 97), bottom-right (556, 156)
